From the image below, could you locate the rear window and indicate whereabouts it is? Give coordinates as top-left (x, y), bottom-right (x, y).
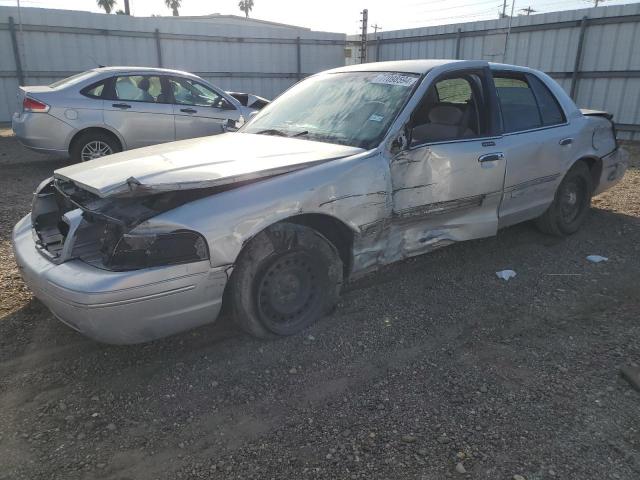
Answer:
top-left (49, 71), bottom-right (98, 89)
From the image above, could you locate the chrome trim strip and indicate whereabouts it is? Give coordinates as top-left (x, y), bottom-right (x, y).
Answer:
top-left (504, 173), bottom-right (561, 193)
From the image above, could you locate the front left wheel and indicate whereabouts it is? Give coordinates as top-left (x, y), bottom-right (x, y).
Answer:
top-left (229, 223), bottom-right (343, 338)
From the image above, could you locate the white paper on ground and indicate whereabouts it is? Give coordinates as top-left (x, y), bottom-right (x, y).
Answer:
top-left (586, 255), bottom-right (608, 263)
top-left (496, 270), bottom-right (517, 281)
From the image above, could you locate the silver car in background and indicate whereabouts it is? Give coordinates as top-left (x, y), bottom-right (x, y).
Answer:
top-left (12, 66), bottom-right (268, 162)
top-left (12, 60), bottom-right (628, 345)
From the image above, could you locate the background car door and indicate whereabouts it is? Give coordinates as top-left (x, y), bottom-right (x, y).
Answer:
top-left (492, 71), bottom-right (576, 227)
top-left (168, 76), bottom-right (241, 140)
top-left (103, 74), bottom-right (175, 150)
top-left (389, 68), bottom-right (506, 258)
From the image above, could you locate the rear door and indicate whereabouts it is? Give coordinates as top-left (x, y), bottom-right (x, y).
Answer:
top-left (168, 76), bottom-right (241, 140)
top-left (103, 74), bottom-right (175, 150)
top-left (389, 67), bottom-right (506, 257)
top-left (492, 70), bottom-right (575, 227)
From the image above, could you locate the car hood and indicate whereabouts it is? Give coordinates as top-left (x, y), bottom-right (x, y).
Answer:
top-left (54, 133), bottom-right (365, 198)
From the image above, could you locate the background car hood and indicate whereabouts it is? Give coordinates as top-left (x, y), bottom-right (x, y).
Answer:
top-left (54, 133), bottom-right (364, 198)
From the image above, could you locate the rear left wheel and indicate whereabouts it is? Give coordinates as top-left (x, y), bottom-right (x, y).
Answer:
top-left (229, 223), bottom-right (343, 338)
top-left (536, 161), bottom-right (593, 236)
top-left (70, 131), bottom-right (121, 163)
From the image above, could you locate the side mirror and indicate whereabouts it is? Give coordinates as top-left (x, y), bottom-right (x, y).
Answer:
top-left (390, 131), bottom-right (408, 154)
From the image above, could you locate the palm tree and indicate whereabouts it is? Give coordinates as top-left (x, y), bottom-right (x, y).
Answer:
top-left (165, 0), bottom-right (181, 16)
top-left (97, 0), bottom-right (117, 14)
top-left (238, 0), bottom-right (254, 18)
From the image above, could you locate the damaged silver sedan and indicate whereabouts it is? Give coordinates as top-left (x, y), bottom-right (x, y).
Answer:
top-left (12, 60), bottom-right (628, 344)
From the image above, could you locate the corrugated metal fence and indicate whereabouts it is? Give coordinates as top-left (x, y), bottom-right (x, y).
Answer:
top-left (0, 6), bottom-right (346, 122)
top-left (348, 3), bottom-right (640, 140)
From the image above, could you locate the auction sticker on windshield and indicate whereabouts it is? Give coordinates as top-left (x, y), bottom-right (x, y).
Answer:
top-left (371, 73), bottom-right (418, 87)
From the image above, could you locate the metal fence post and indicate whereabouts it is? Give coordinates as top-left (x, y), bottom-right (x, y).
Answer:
top-left (8, 16), bottom-right (25, 85)
top-left (296, 36), bottom-right (302, 80)
top-left (455, 28), bottom-right (462, 59)
top-left (570, 16), bottom-right (589, 100)
top-left (154, 28), bottom-right (163, 68)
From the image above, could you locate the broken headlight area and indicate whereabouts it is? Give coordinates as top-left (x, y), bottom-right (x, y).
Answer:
top-left (30, 178), bottom-right (211, 270)
top-left (105, 230), bottom-right (209, 271)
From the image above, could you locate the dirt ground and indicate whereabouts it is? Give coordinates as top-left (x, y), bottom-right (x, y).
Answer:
top-left (1, 128), bottom-right (639, 480)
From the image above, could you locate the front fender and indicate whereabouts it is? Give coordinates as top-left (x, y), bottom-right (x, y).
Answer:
top-left (135, 150), bottom-right (392, 268)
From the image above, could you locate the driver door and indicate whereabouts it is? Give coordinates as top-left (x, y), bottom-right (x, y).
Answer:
top-left (389, 68), bottom-right (506, 257)
top-left (168, 76), bottom-right (241, 140)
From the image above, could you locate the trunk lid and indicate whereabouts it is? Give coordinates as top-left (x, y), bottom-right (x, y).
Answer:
top-left (580, 108), bottom-right (613, 120)
top-left (54, 133), bottom-right (365, 198)
top-left (17, 86), bottom-right (54, 112)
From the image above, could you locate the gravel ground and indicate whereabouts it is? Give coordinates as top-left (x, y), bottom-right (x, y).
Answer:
top-left (1, 129), bottom-right (639, 480)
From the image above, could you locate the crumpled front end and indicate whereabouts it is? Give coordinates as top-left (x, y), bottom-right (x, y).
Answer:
top-left (12, 178), bottom-right (228, 344)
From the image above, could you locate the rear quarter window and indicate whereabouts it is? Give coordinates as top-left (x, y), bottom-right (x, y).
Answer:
top-left (528, 75), bottom-right (566, 126)
top-left (81, 81), bottom-right (107, 99)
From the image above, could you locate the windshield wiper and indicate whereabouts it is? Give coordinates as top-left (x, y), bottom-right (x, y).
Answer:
top-left (255, 128), bottom-right (289, 137)
top-left (255, 128), bottom-right (309, 138)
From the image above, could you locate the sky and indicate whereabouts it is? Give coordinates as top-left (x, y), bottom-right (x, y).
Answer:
top-left (0, 0), bottom-right (638, 33)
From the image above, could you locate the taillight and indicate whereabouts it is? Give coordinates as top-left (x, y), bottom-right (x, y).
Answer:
top-left (23, 97), bottom-right (49, 113)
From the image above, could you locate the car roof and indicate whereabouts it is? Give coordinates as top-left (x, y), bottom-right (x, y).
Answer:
top-left (326, 59), bottom-right (537, 76)
top-left (89, 66), bottom-right (200, 77)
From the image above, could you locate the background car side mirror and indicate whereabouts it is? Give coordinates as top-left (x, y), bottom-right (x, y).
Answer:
top-left (218, 99), bottom-right (236, 110)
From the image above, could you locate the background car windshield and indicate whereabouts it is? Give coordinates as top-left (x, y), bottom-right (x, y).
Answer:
top-left (242, 71), bottom-right (420, 149)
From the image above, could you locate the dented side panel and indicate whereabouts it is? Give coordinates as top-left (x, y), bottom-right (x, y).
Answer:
top-left (363, 139), bottom-right (507, 269)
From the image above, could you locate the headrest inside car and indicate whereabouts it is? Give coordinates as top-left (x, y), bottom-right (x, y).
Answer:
top-left (428, 105), bottom-right (463, 125)
top-left (137, 78), bottom-right (151, 90)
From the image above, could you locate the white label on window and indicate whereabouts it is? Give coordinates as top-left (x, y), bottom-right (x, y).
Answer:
top-left (371, 73), bottom-right (418, 87)
top-left (369, 114), bottom-right (384, 122)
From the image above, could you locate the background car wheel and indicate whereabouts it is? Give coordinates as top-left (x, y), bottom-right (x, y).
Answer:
top-left (70, 131), bottom-right (121, 163)
top-left (536, 161), bottom-right (593, 236)
top-left (229, 222), bottom-right (343, 338)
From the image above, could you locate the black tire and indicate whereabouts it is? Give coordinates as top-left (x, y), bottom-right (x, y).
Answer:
top-left (229, 223), bottom-right (343, 338)
top-left (70, 131), bottom-right (121, 163)
top-left (536, 161), bottom-right (593, 236)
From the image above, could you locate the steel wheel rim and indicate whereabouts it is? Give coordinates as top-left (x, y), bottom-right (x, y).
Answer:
top-left (559, 177), bottom-right (586, 224)
top-left (80, 141), bottom-right (113, 161)
top-left (257, 252), bottom-right (319, 333)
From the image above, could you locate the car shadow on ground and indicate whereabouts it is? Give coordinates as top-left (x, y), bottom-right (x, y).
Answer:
top-left (1, 206), bottom-right (638, 367)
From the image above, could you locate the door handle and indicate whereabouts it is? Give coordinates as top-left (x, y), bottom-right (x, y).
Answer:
top-left (559, 137), bottom-right (573, 146)
top-left (478, 152), bottom-right (504, 163)
top-left (180, 108), bottom-right (197, 114)
top-left (112, 103), bottom-right (131, 109)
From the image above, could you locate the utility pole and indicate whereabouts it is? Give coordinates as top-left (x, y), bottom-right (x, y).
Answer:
top-left (500, 0), bottom-right (507, 18)
top-left (124, 0), bottom-right (131, 15)
top-left (359, 9), bottom-right (368, 64)
top-left (520, 6), bottom-right (536, 15)
top-left (371, 23), bottom-right (382, 35)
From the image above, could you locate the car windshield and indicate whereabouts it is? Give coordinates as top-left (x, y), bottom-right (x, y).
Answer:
top-left (242, 71), bottom-right (420, 149)
top-left (49, 71), bottom-right (98, 89)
